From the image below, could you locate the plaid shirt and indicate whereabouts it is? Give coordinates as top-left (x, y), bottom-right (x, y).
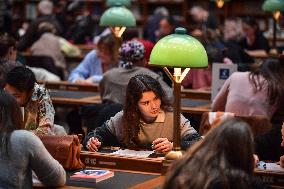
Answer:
top-left (24, 83), bottom-right (55, 135)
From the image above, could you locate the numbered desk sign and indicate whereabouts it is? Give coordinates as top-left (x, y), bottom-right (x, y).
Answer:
top-left (211, 63), bottom-right (237, 101)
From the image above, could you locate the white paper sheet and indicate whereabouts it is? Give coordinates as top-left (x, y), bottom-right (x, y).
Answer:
top-left (265, 162), bottom-right (284, 172)
top-left (257, 162), bottom-right (284, 172)
top-left (111, 149), bottom-right (154, 158)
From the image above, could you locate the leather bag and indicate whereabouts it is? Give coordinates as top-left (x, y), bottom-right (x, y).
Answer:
top-left (38, 135), bottom-right (85, 170)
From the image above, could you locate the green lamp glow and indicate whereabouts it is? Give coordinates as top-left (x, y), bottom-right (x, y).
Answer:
top-left (150, 27), bottom-right (208, 68)
top-left (262, 0), bottom-right (284, 12)
top-left (100, 6), bottom-right (136, 27)
top-left (100, 5), bottom-right (136, 37)
top-left (149, 27), bottom-right (208, 160)
top-left (106, 0), bottom-right (130, 7)
top-left (262, 0), bottom-right (284, 49)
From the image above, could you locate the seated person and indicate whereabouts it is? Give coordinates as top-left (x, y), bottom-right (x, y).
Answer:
top-left (31, 22), bottom-right (66, 79)
top-left (100, 40), bottom-right (172, 105)
top-left (5, 66), bottom-right (55, 135)
top-left (240, 17), bottom-right (270, 57)
top-left (68, 34), bottom-right (118, 84)
top-left (223, 17), bottom-right (254, 70)
top-left (212, 58), bottom-right (284, 121)
top-left (0, 90), bottom-right (65, 188)
top-left (164, 118), bottom-right (266, 189)
top-left (84, 74), bottom-right (201, 154)
top-left (0, 33), bottom-right (60, 87)
top-left (68, 40), bottom-right (172, 134)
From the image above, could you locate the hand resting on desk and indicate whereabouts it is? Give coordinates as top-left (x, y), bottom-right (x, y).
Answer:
top-left (87, 137), bottom-right (101, 152)
top-left (74, 76), bottom-right (93, 85)
top-left (152, 138), bottom-right (173, 154)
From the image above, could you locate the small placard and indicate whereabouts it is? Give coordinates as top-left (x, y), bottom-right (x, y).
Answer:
top-left (212, 63), bottom-right (237, 101)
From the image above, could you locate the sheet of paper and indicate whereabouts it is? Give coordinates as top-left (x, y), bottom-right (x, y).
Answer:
top-left (111, 149), bottom-right (154, 158)
top-left (265, 162), bottom-right (284, 172)
top-left (257, 162), bottom-right (284, 172)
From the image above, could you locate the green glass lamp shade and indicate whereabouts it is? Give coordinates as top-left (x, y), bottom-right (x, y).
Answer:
top-left (100, 6), bottom-right (136, 27)
top-left (106, 0), bottom-right (130, 7)
top-left (262, 0), bottom-right (284, 11)
top-left (149, 28), bottom-right (208, 68)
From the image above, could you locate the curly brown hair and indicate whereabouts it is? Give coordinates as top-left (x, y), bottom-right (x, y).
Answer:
top-left (122, 74), bottom-right (171, 148)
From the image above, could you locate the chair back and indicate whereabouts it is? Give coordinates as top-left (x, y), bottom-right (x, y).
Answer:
top-left (24, 55), bottom-right (64, 79)
top-left (199, 111), bottom-right (272, 137)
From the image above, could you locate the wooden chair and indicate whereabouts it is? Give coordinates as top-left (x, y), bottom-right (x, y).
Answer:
top-left (24, 55), bottom-right (64, 79)
top-left (199, 112), bottom-right (272, 137)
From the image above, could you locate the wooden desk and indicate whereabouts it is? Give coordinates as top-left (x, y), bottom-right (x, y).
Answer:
top-left (181, 89), bottom-right (211, 101)
top-left (34, 170), bottom-right (164, 189)
top-left (80, 151), bottom-right (167, 174)
top-left (44, 82), bottom-right (211, 114)
top-left (49, 90), bottom-right (211, 114)
top-left (254, 168), bottom-right (284, 188)
top-left (80, 151), bottom-right (284, 188)
top-left (42, 81), bottom-right (99, 92)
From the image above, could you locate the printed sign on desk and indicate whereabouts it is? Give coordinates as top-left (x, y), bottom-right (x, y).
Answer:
top-left (211, 63), bottom-right (237, 101)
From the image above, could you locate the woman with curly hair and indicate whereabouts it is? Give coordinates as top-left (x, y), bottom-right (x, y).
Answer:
top-left (163, 118), bottom-right (266, 189)
top-left (84, 74), bottom-right (201, 153)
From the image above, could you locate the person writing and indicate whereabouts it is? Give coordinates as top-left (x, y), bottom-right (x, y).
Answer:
top-left (68, 34), bottom-right (118, 84)
top-left (5, 66), bottom-right (55, 135)
top-left (84, 74), bottom-right (201, 154)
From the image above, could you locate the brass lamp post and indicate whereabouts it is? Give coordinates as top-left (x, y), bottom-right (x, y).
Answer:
top-left (149, 28), bottom-right (208, 159)
top-left (262, 0), bottom-right (284, 49)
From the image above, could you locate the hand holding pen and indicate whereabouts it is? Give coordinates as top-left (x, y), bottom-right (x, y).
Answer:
top-left (86, 137), bottom-right (101, 152)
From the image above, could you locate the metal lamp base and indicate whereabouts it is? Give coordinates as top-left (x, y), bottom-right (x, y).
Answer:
top-left (165, 150), bottom-right (183, 160)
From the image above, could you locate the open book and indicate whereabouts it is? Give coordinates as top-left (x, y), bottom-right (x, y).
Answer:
top-left (70, 169), bottom-right (114, 183)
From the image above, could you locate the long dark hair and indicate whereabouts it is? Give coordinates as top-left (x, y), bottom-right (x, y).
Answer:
top-left (122, 74), bottom-right (171, 148)
top-left (0, 90), bottom-right (23, 158)
top-left (164, 118), bottom-right (255, 189)
top-left (249, 58), bottom-right (284, 106)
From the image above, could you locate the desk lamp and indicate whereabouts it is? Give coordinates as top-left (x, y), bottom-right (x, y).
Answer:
top-left (106, 0), bottom-right (130, 7)
top-left (210, 0), bottom-right (230, 9)
top-left (262, 0), bottom-right (284, 49)
top-left (149, 27), bottom-right (208, 159)
top-left (100, 3), bottom-right (136, 38)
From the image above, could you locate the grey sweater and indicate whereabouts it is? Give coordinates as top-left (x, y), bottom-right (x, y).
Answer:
top-left (0, 130), bottom-right (66, 188)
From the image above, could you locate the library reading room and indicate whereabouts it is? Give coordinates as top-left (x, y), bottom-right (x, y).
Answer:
top-left (0, 0), bottom-right (284, 188)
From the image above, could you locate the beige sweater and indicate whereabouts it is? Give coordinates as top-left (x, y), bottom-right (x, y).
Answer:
top-left (106, 110), bottom-right (198, 148)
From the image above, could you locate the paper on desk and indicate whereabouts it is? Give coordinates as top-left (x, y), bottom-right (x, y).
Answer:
top-left (265, 163), bottom-right (284, 172)
top-left (111, 149), bottom-right (154, 158)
